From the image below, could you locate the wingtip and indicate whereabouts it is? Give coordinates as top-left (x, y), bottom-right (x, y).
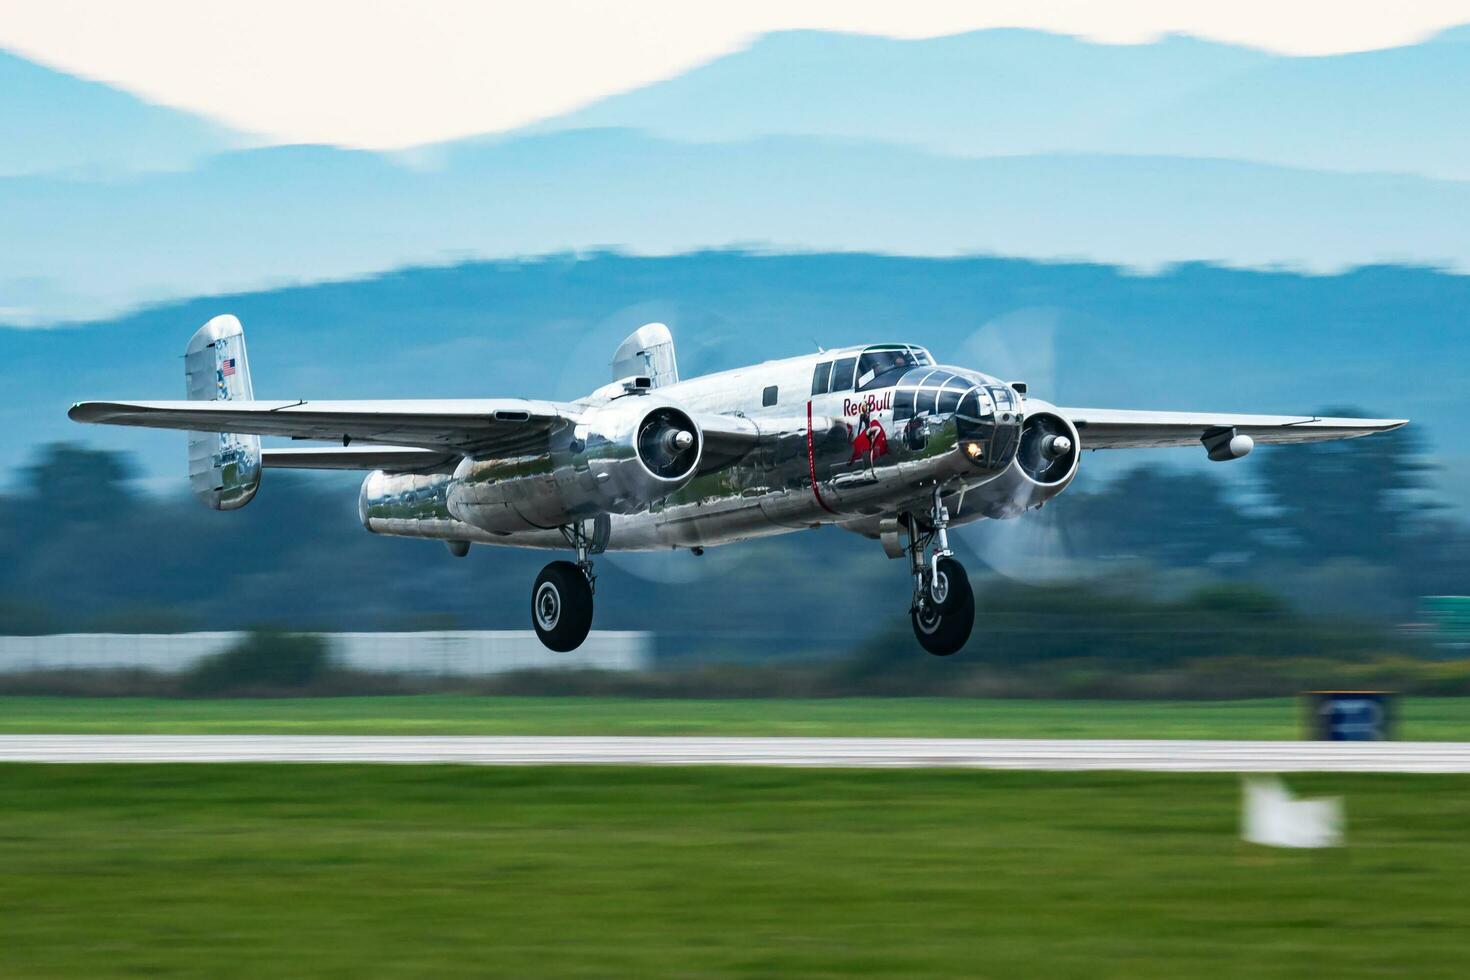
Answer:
top-left (68, 401), bottom-right (117, 423)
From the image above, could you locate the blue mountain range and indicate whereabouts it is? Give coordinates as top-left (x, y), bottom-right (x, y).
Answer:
top-left (1, 27), bottom-right (1468, 322)
top-left (0, 49), bottom-right (249, 178)
top-left (523, 27), bottom-right (1470, 181)
top-left (2, 129), bottom-right (1467, 324)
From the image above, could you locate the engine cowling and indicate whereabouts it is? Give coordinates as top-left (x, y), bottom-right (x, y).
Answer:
top-left (965, 406), bottom-right (1080, 519)
top-left (572, 401), bottom-right (703, 514)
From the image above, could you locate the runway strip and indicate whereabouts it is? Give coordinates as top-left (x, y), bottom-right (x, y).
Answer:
top-left (1, 736), bottom-right (1470, 771)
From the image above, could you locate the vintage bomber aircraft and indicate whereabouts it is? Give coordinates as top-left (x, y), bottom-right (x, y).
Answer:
top-left (70, 315), bottom-right (1405, 655)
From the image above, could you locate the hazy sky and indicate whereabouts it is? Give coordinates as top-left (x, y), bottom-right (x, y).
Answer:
top-left (4, 0), bottom-right (1470, 148)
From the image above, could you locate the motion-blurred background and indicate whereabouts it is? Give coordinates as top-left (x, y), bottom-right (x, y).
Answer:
top-left (3, 2), bottom-right (1469, 695)
top-left (8, 7), bottom-right (1470, 977)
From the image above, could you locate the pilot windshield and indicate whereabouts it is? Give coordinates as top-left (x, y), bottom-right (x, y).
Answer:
top-left (856, 349), bottom-right (917, 391)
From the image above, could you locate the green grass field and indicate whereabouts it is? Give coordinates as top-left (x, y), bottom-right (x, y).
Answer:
top-left (0, 695), bottom-right (1468, 740)
top-left (1, 765), bottom-right (1467, 977)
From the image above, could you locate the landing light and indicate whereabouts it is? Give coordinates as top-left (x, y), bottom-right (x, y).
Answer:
top-left (964, 441), bottom-right (985, 460)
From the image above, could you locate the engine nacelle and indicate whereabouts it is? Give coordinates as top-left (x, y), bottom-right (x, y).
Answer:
top-left (441, 397), bottom-right (704, 534)
top-left (570, 401), bottom-right (703, 514)
top-left (965, 407), bottom-right (1080, 519)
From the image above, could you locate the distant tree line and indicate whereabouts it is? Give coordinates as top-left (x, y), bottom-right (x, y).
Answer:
top-left (0, 608), bottom-right (1460, 699)
top-left (0, 427), bottom-right (1464, 669)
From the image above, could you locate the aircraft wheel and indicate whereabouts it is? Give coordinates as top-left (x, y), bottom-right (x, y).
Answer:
top-left (532, 561), bottom-right (593, 652)
top-left (928, 556), bottom-right (969, 615)
top-left (911, 585), bottom-right (974, 657)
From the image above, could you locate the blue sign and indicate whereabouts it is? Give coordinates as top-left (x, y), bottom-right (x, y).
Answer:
top-left (1306, 692), bottom-right (1395, 741)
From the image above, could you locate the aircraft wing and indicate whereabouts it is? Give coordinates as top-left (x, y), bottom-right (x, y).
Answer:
top-left (261, 446), bottom-right (460, 473)
top-left (1059, 408), bottom-right (1407, 449)
top-left (697, 412), bottom-right (762, 472)
top-left (68, 399), bottom-right (568, 455)
top-left (71, 397), bottom-right (768, 472)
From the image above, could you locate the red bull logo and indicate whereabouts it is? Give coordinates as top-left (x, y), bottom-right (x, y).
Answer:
top-left (849, 405), bottom-right (890, 465)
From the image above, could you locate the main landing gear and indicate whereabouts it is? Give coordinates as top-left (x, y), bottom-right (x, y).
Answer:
top-left (531, 522), bottom-right (600, 652)
top-left (906, 486), bottom-right (975, 656)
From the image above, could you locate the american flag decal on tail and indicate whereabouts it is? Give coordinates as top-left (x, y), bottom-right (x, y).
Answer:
top-left (221, 358), bottom-right (237, 377)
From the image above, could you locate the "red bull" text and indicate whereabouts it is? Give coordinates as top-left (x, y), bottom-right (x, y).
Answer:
top-left (843, 391), bottom-right (892, 416)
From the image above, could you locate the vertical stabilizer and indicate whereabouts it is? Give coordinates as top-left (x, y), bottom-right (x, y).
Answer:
top-left (184, 314), bottom-right (261, 510)
top-left (612, 322), bottom-right (679, 388)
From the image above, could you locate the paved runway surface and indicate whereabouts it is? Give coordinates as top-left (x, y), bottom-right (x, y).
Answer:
top-left (2, 736), bottom-right (1470, 771)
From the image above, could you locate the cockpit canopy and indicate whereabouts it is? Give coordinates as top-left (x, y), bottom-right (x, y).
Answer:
top-left (809, 344), bottom-right (1016, 431)
top-left (810, 345), bottom-right (933, 396)
top-left (893, 368), bottom-right (1015, 424)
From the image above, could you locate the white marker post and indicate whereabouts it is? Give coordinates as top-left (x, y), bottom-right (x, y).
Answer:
top-left (1241, 776), bottom-right (1344, 849)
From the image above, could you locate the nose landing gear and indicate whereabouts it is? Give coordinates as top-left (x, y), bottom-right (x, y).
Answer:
top-left (531, 520), bottom-right (601, 652)
top-left (906, 487), bottom-right (975, 656)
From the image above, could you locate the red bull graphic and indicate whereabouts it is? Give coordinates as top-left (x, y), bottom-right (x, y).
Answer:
top-left (849, 405), bottom-right (890, 467)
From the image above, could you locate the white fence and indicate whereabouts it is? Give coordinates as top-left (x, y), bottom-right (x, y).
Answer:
top-left (0, 632), bottom-right (652, 676)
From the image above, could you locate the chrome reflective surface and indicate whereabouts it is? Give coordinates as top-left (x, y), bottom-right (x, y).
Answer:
top-left (361, 338), bottom-right (1029, 552)
top-left (70, 315), bottom-right (1409, 578)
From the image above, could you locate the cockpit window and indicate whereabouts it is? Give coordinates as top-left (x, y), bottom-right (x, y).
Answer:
top-left (856, 348), bottom-right (917, 391)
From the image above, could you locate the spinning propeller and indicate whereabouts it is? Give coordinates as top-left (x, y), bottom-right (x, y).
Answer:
top-left (554, 303), bottom-right (747, 585)
top-left (952, 308), bottom-right (1089, 584)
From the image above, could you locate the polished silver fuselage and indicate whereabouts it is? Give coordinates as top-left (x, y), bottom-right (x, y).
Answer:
top-left (358, 346), bottom-right (1032, 552)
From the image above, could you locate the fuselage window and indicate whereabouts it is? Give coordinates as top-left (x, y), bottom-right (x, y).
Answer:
top-left (830, 357), bottom-right (857, 392)
top-left (811, 362), bottom-right (831, 396)
top-left (894, 388), bottom-right (916, 421)
top-left (955, 389), bottom-right (993, 441)
top-left (937, 386), bottom-right (963, 416)
top-left (762, 385), bottom-right (778, 407)
top-left (956, 389), bottom-right (989, 422)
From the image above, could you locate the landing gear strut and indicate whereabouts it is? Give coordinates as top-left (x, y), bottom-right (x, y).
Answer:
top-left (531, 521), bottom-right (600, 652)
top-left (906, 486), bottom-right (974, 656)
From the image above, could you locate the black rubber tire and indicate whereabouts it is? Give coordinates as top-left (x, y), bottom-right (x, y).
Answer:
top-left (911, 586), bottom-right (975, 657)
top-left (928, 556), bottom-right (969, 615)
top-left (531, 561), bottom-right (594, 652)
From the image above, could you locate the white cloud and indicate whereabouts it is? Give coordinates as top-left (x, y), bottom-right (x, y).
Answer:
top-left (2, 0), bottom-right (1469, 148)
